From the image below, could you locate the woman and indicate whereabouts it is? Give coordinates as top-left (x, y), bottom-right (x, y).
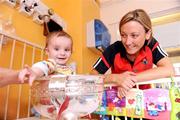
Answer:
top-left (92, 9), bottom-right (174, 120)
top-left (92, 9), bottom-right (174, 94)
top-left (91, 9), bottom-right (174, 120)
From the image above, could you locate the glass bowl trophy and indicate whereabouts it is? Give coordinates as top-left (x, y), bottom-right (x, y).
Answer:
top-left (31, 75), bottom-right (104, 120)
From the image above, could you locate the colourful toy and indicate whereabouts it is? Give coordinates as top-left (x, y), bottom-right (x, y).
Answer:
top-left (106, 87), bottom-right (126, 116)
top-left (143, 88), bottom-right (171, 120)
top-left (126, 89), bottom-right (144, 118)
top-left (95, 90), bottom-right (107, 115)
top-left (169, 77), bottom-right (180, 120)
top-left (94, 87), bottom-right (126, 116)
top-left (95, 77), bottom-right (180, 120)
top-left (95, 88), bottom-right (172, 120)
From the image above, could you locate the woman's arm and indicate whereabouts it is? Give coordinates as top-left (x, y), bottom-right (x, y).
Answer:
top-left (91, 69), bottom-right (137, 98)
top-left (90, 69), bottom-right (114, 84)
top-left (136, 57), bottom-right (175, 82)
top-left (91, 69), bottom-right (136, 90)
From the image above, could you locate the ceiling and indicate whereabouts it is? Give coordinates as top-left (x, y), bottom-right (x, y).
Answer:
top-left (97, 0), bottom-right (125, 7)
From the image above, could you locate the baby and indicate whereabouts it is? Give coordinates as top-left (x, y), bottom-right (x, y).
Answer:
top-left (19, 30), bottom-right (74, 85)
top-left (18, 30), bottom-right (74, 118)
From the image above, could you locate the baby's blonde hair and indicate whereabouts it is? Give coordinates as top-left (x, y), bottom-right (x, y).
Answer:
top-left (45, 30), bottom-right (73, 50)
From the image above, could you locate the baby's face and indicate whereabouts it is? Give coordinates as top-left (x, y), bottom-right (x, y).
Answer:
top-left (46, 36), bottom-right (72, 65)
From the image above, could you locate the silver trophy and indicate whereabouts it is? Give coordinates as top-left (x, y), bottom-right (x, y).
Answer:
top-left (31, 75), bottom-right (104, 120)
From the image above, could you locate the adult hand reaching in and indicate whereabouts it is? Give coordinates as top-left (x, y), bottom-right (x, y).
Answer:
top-left (18, 65), bottom-right (38, 86)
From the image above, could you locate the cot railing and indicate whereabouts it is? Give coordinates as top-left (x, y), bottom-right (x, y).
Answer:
top-left (0, 31), bottom-right (45, 120)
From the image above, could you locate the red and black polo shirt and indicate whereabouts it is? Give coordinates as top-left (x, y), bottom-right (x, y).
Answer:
top-left (93, 38), bottom-right (168, 89)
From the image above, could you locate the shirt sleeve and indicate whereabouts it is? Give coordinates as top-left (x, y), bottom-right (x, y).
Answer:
top-left (32, 59), bottom-right (56, 76)
top-left (93, 41), bottom-right (120, 74)
top-left (150, 39), bottom-right (168, 64)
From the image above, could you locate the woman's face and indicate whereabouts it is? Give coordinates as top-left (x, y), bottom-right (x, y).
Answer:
top-left (120, 21), bottom-right (151, 57)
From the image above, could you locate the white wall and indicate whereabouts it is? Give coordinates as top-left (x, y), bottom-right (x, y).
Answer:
top-left (100, 0), bottom-right (180, 25)
top-left (153, 21), bottom-right (180, 48)
top-left (100, 0), bottom-right (180, 46)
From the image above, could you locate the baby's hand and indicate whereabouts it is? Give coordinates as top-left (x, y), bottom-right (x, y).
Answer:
top-left (18, 65), bottom-right (37, 86)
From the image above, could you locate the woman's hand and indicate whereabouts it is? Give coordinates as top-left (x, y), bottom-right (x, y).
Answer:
top-left (105, 71), bottom-right (137, 90)
top-left (117, 87), bottom-right (128, 98)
